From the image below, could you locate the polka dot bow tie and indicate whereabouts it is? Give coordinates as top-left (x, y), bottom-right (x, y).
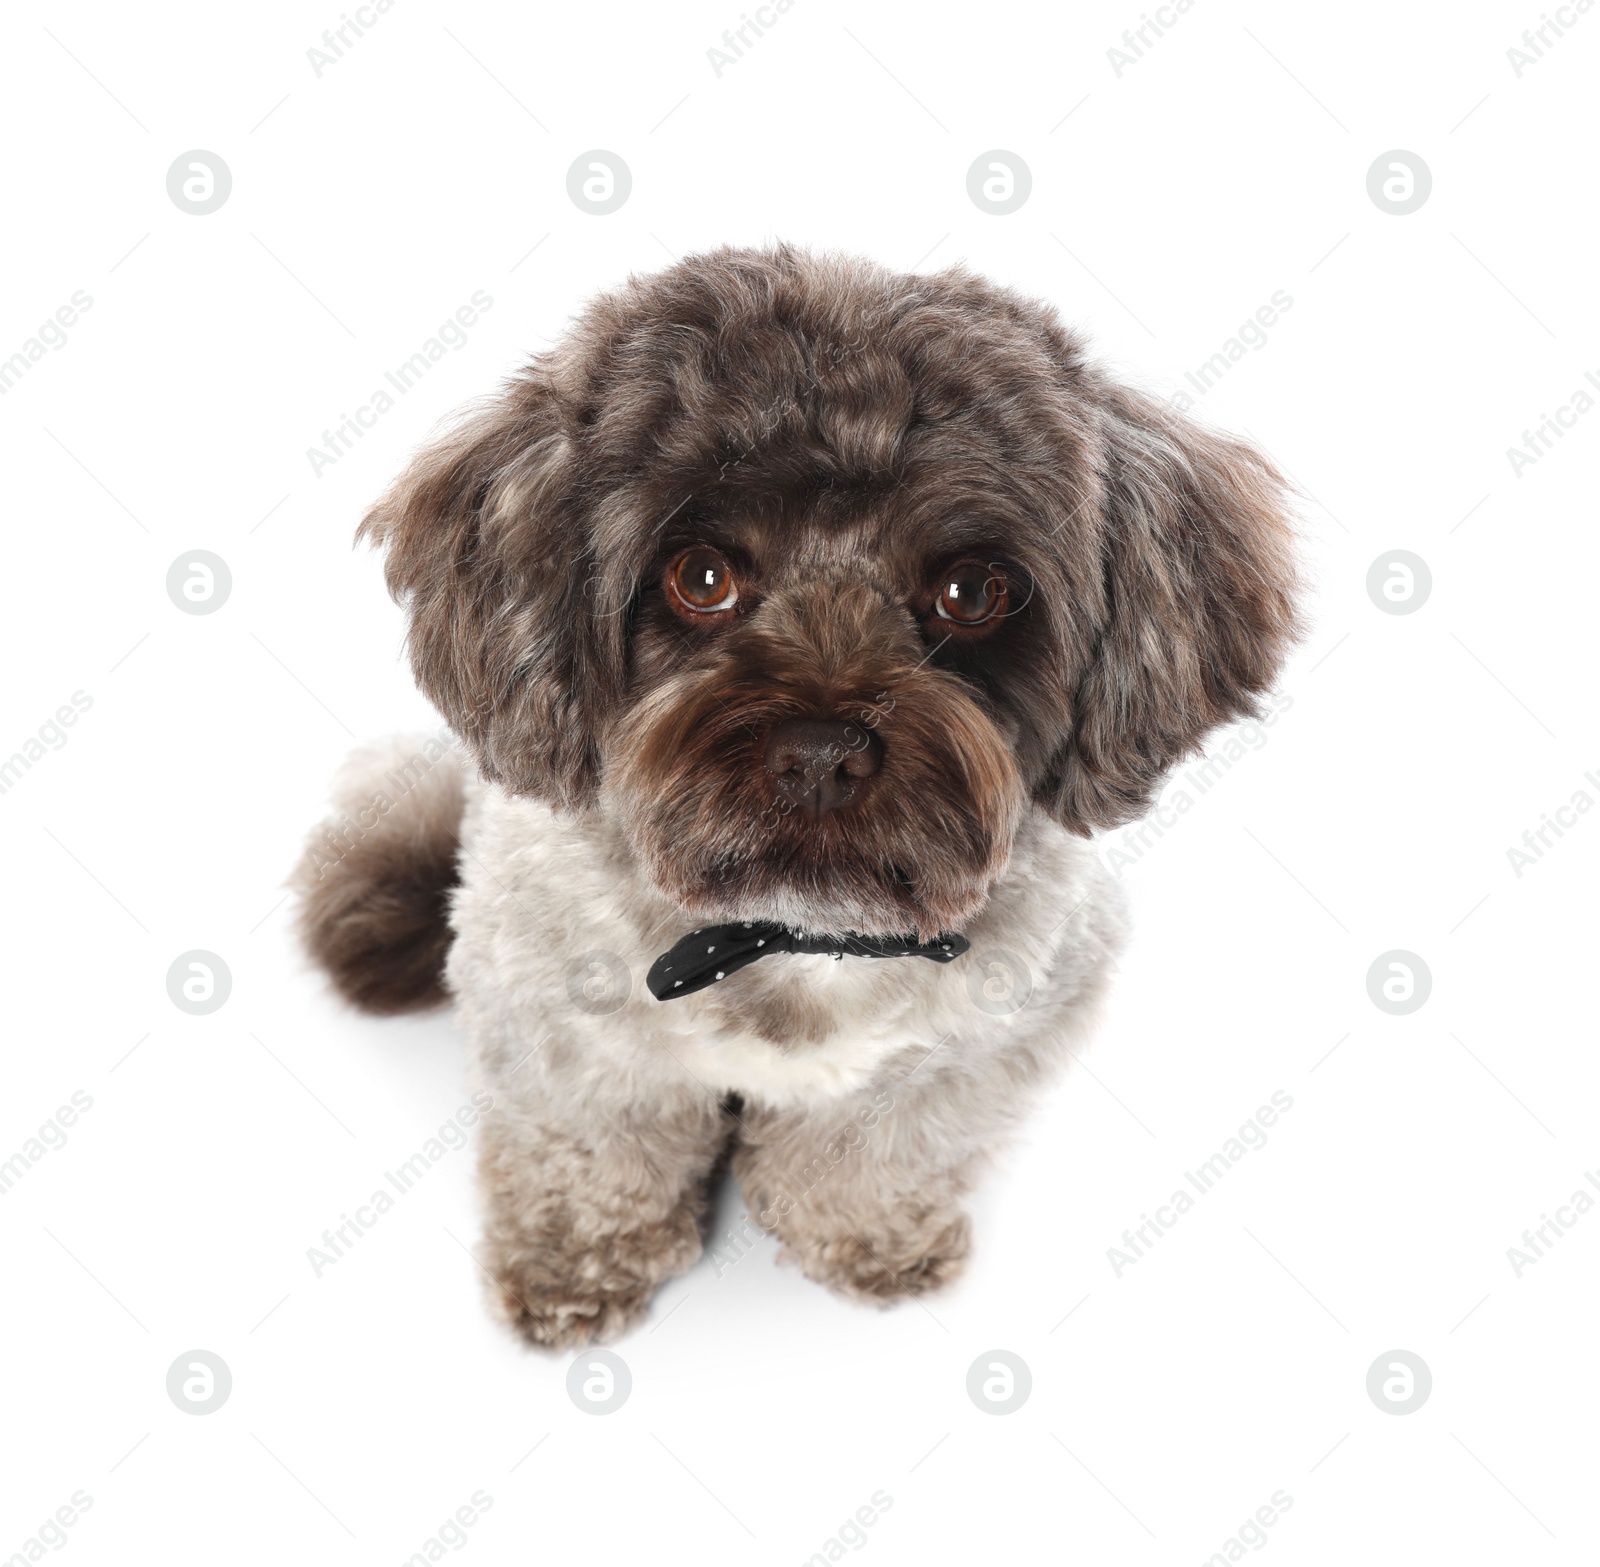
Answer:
top-left (645, 922), bottom-right (970, 1000)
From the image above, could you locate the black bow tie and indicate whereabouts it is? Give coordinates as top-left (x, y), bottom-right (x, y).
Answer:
top-left (646, 922), bottom-right (969, 1000)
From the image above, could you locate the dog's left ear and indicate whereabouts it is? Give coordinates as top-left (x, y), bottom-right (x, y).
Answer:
top-left (357, 377), bottom-right (610, 807)
top-left (1040, 382), bottom-right (1302, 833)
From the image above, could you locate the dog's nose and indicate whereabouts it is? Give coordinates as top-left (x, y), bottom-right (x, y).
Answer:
top-left (763, 717), bottom-right (884, 817)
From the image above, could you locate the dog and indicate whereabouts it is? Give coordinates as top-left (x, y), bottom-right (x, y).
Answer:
top-left (295, 244), bottom-right (1299, 1348)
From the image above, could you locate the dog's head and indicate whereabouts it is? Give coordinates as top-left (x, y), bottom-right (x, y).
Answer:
top-left (361, 246), bottom-right (1299, 939)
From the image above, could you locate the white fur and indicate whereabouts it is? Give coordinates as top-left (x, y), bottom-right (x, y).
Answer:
top-left (449, 778), bottom-right (1126, 1113)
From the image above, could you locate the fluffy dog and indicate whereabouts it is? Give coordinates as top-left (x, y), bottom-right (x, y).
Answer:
top-left (296, 245), bottom-right (1299, 1348)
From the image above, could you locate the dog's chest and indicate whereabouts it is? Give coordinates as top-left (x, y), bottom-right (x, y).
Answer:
top-left (450, 788), bottom-right (1117, 1107)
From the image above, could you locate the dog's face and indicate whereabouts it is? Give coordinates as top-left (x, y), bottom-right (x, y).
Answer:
top-left (363, 247), bottom-right (1298, 938)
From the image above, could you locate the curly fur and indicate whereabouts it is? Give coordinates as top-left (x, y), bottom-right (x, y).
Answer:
top-left (294, 245), bottom-right (1300, 1346)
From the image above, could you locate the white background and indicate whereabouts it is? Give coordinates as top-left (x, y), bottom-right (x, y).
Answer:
top-left (2, 0), bottom-right (1596, 1562)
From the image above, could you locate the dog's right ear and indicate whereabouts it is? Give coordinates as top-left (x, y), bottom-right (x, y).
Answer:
top-left (358, 377), bottom-right (605, 806)
top-left (1037, 382), bottom-right (1302, 833)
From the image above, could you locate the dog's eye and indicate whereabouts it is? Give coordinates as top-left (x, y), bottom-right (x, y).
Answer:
top-left (666, 547), bottom-right (739, 614)
top-left (934, 560), bottom-right (1007, 626)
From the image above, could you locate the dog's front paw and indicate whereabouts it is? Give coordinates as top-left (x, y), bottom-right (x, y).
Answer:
top-left (482, 1207), bottom-right (703, 1350)
top-left (492, 1272), bottom-right (654, 1350)
top-left (778, 1208), bottom-right (972, 1304)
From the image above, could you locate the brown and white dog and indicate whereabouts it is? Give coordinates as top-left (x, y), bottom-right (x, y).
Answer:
top-left (295, 245), bottom-right (1300, 1348)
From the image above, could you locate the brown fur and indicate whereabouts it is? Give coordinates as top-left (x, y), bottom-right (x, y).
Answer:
top-left (354, 244), bottom-right (1300, 949)
top-left (293, 741), bottom-right (465, 1014)
top-left (301, 245), bottom-right (1303, 1341)
top-left (476, 1089), bottom-right (738, 1348)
